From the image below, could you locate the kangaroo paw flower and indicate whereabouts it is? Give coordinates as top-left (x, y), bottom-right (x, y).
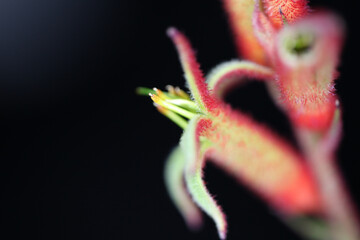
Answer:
top-left (139, 28), bottom-right (324, 239)
top-left (136, 0), bottom-right (360, 239)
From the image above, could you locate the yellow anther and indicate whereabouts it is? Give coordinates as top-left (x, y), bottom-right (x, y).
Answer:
top-left (175, 87), bottom-right (191, 100)
top-left (149, 92), bottom-right (195, 119)
top-left (166, 85), bottom-right (177, 96)
top-left (149, 93), bottom-right (163, 105)
top-left (153, 88), bottom-right (169, 100)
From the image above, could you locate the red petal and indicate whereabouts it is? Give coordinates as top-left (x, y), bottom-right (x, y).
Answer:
top-left (167, 28), bottom-right (219, 113)
top-left (262, 0), bottom-right (309, 28)
top-left (222, 0), bottom-right (267, 64)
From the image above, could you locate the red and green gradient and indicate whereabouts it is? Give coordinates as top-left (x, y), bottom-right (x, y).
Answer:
top-left (138, 0), bottom-right (352, 239)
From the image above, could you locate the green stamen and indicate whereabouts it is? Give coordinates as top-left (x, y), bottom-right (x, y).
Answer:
top-left (157, 106), bottom-right (188, 129)
top-left (151, 94), bottom-right (196, 119)
top-left (166, 99), bottom-right (198, 112)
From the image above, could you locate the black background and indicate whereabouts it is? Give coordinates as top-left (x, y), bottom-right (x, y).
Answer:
top-left (1, 0), bottom-right (359, 239)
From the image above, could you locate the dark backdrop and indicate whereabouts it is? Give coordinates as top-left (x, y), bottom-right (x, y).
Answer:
top-left (1, 0), bottom-right (359, 239)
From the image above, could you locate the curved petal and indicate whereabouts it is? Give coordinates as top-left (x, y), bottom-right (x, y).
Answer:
top-left (207, 60), bottom-right (275, 99)
top-left (274, 12), bottom-right (344, 130)
top-left (253, 0), bottom-right (277, 64)
top-left (164, 146), bottom-right (203, 230)
top-left (180, 115), bottom-right (227, 240)
top-left (222, 0), bottom-right (267, 64)
top-left (167, 28), bottom-right (219, 114)
top-left (207, 106), bottom-right (322, 215)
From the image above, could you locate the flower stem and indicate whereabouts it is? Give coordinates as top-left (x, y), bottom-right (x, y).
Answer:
top-left (297, 127), bottom-right (360, 240)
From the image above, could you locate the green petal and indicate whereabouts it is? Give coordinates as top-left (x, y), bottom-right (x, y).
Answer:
top-left (164, 146), bottom-right (203, 230)
top-left (180, 115), bottom-right (227, 239)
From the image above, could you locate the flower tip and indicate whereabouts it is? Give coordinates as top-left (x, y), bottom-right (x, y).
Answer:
top-left (219, 229), bottom-right (227, 240)
top-left (166, 27), bottom-right (178, 38)
top-left (149, 93), bottom-right (161, 104)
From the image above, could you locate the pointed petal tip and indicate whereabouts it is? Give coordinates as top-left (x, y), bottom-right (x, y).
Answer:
top-left (166, 27), bottom-right (178, 38)
top-left (166, 26), bottom-right (218, 113)
top-left (218, 224), bottom-right (227, 240)
top-left (217, 213), bottom-right (227, 240)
